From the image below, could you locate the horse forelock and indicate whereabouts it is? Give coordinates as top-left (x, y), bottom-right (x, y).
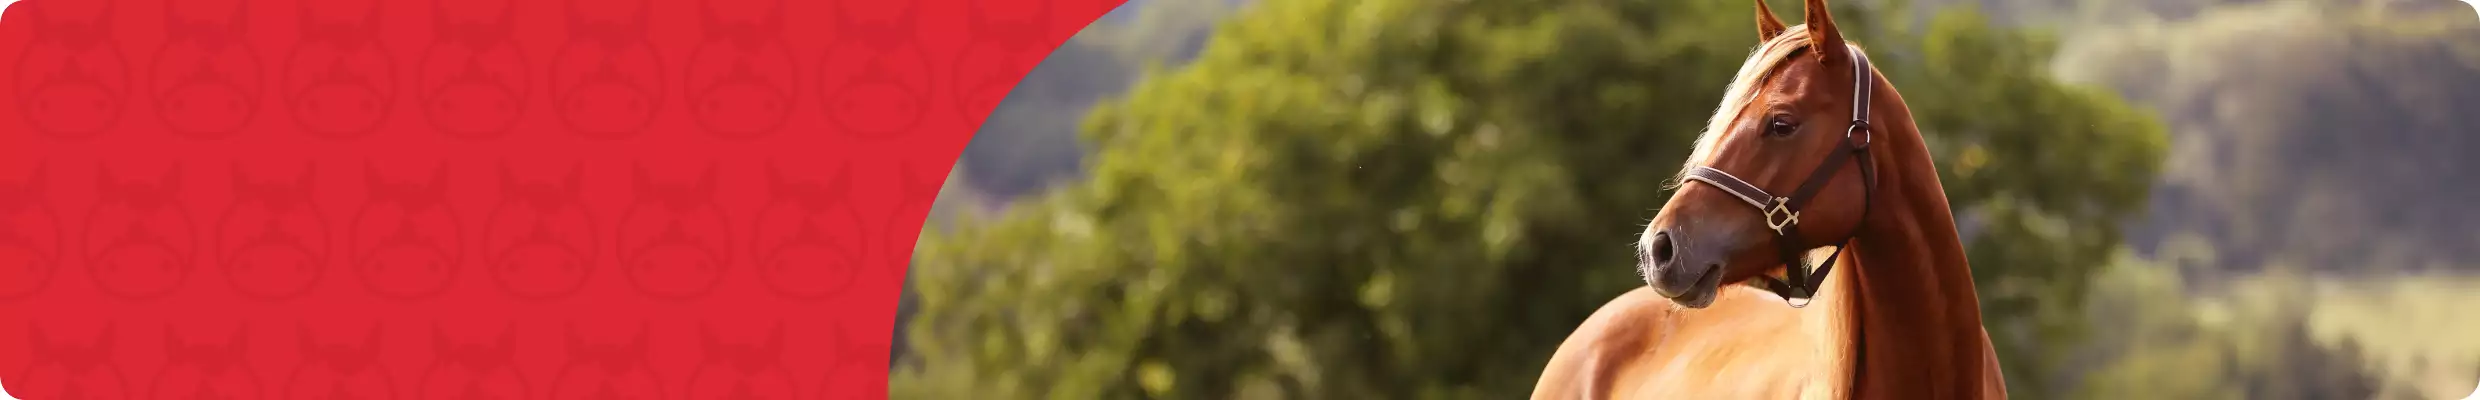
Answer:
top-left (1671, 26), bottom-right (1873, 190)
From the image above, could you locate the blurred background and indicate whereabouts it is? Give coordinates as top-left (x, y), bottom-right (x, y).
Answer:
top-left (891, 0), bottom-right (2480, 398)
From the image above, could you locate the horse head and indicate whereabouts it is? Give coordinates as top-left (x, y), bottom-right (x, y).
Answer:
top-left (1640, 0), bottom-right (1883, 309)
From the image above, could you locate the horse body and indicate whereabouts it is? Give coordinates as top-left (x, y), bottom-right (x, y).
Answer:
top-left (1533, 281), bottom-right (1854, 400)
top-left (1534, 0), bottom-right (2007, 397)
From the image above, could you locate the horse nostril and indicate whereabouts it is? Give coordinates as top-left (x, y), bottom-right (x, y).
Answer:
top-left (1649, 231), bottom-right (1676, 266)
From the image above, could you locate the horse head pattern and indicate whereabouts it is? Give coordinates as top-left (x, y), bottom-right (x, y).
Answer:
top-left (550, 321), bottom-right (664, 400)
top-left (818, 0), bottom-right (929, 139)
top-left (18, 323), bottom-right (132, 399)
top-left (811, 324), bottom-right (882, 399)
top-left (16, 0), bottom-right (131, 139)
top-left (685, 0), bottom-right (797, 139)
top-left (619, 161), bottom-right (733, 300)
top-left (552, 0), bottom-right (664, 139)
top-left (418, 323), bottom-right (528, 399)
top-left (419, 0), bottom-right (528, 139)
top-left (85, 163), bottom-right (199, 300)
top-left (150, 324), bottom-right (262, 399)
top-left (284, 322), bottom-right (393, 400)
top-left (217, 162), bottom-right (331, 300)
top-left (751, 161), bottom-right (860, 300)
top-left (352, 162), bottom-right (464, 299)
top-left (686, 321), bottom-right (798, 399)
top-left (0, 163), bottom-right (62, 299)
top-left (287, 0), bottom-right (397, 138)
top-left (150, 0), bottom-right (262, 139)
top-left (483, 162), bottom-right (597, 300)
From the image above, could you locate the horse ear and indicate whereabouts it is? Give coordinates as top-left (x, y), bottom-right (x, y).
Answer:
top-left (28, 324), bottom-right (51, 356)
top-left (297, 322), bottom-right (319, 356)
top-left (296, 0), bottom-right (318, 32)
top-left (490, 0), bottom-right (517, 27)
top-left (825, 326), bottom-right (850, 360)
top-left (765, 161), bottom-right (791, 195)
top-left (696, 0), bottom-right (722, 37)
top-left (161, 0), bottom-right (180, 33)
top-left (95, 322), bottom-right (117, 353)
top-left (230, 323), bottom-right (251, 352)
top-left (97, 162), bottom-right (117, 191)
top-left (631, 322), bottom-right (651, 353)
top-left (364, 162), bottom-right (389, 199)
top-left (631, 0), bottom-right (654, 32)
top-left (698, 322), bottom-right (721, 354)
top-left (698, 161), bottom-right (720, 199)
top-left (825, 162), bottom-right (853, 198)
top-left (902, 162), bottom-right (942, 204)
top-left (228, 0), bottom-right (250, 34)
top-left (762, 0), bottom-right (786, 32)
top-left (164, 324), bottom-right (183, 354)
top-left (163, 164), bottom-right (185, 191)
top-left (429, 161), bottom-right (451, 190)
top-left (631, 162), bottom-right (653, 195)
top-left (359, 0), bottom-right (383, 27)
top-left (497, 162), bottom-right (520, 193)
top-left (763, 161), bottom-right (782, 185)
top-left (1755, 0), bottom-right (1788, 42)
top-left (96, 0), bottom-right (119, 32)
top-left (496, 322), bottom-right (517, 351)
top-left (430, 0), bottom-right (452, 41)
top-left (362, 322), bottom-right (384, 350)
top-left (231, 162), bottom-right (253, 194)
top-left (1803, 0), bottom-right (1847, 65)
top-left (564, 162), bottom-right (586, 196)
top-left (23, 1), bottom-right (52, 33)
top-left (298, 162), bottom-right (318, 191)
top-left (563, 0), bottom-right (585, 31)
top-left (431, 323), bottom-right (452, 352)
top-left (29, 162), bottom-right (48, 195)
top-left (564, 321), bottom-right (584, 353)
top-left (765, 320), bottom-right (784, 353)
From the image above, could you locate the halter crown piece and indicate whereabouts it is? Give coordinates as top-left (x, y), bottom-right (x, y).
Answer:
top-left (1679, 45), bottom-right (1879, 308)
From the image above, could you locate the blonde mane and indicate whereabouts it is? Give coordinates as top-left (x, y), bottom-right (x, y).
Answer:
top-left (1670, 26), bottom-right (1872, 188)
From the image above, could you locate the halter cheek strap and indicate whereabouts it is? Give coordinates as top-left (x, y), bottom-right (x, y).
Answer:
top-left (1679, 48), bottom-right (1878, 308)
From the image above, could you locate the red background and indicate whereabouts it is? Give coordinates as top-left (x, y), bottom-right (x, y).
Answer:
top-left (0, 0), bottom-right (1117, 397)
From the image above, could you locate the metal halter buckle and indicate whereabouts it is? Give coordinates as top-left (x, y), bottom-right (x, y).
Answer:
top-left (1764, 198), bottom-right (1800, 235)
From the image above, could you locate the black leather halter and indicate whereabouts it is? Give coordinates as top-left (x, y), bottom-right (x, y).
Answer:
top-left (1678, 47), bottom-right (1878, 308)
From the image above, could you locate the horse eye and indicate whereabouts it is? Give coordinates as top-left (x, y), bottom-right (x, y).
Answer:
top-left (1765, 116), bottom-right (1799, 137)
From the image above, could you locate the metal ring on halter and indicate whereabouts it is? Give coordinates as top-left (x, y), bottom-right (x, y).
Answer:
top-left (1845, 121), bottom-right (1872, 149)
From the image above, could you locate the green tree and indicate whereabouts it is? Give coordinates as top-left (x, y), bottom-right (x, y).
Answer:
top-left (896, 0), bottom-right (2165, 398)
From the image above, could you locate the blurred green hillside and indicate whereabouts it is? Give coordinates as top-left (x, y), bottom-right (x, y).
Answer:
top-left (952, 0), bottom-right (1244, 200)
top-left (904, 0), bottom-right (2480, 398)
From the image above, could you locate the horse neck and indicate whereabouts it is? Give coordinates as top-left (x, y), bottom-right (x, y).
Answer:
top-left (1836, 82), bottom-right (1991, 399)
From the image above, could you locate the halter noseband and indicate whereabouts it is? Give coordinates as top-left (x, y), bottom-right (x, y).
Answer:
top-left (1678, 47), bottom-right (1878, 308)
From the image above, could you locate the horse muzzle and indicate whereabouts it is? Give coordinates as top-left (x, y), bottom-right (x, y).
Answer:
top-left (1641, 230), bottom-right (1726, 308)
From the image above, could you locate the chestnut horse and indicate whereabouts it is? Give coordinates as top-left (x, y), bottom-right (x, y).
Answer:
top-left (1530, 0), bottom-right (2005, 398)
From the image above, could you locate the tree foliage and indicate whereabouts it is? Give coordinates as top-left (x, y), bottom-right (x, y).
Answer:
top-left (896, 0), bottom-right (2167, 397)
